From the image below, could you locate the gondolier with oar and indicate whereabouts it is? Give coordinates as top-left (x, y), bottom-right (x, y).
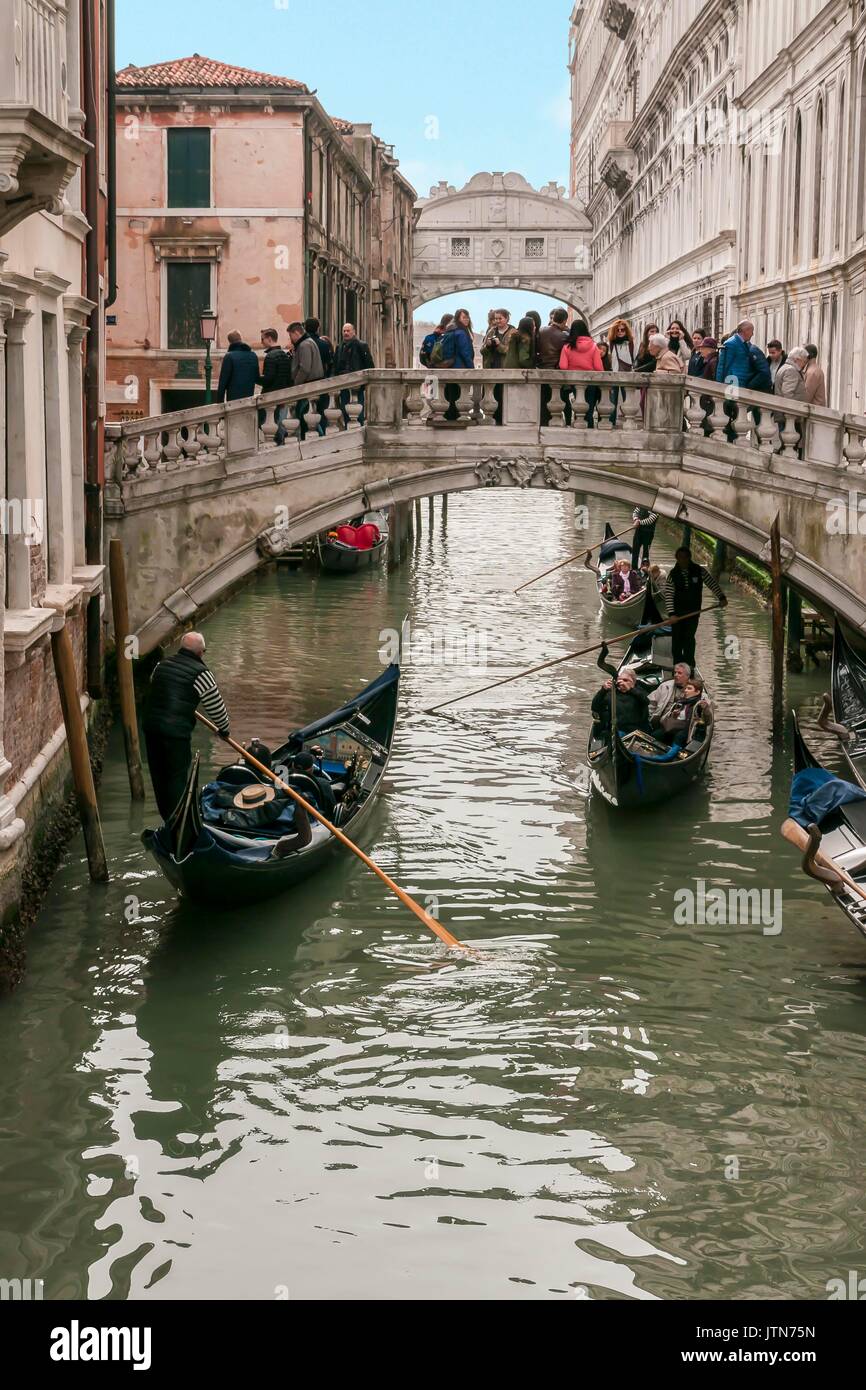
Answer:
top-left (142, 631), bottom-right (231, 819)
top-left (661, 547), bottom-right (727, 668)
top-left (631, 505), bottom-right (659, 568)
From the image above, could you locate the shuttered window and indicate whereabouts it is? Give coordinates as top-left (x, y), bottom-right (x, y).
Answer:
top-left (167, 128), bottom-right (211, 208)
top-left (166, 262), bottom-right (211, 348)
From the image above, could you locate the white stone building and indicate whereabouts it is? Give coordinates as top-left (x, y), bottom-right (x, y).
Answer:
top-left (569, 0), bottom-right (866, 412)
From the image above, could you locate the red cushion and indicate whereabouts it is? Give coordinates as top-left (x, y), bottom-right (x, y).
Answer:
top-left (354, 523), bottom-right (380, 550)
top-left (336, 525), bottom-right (358, 546)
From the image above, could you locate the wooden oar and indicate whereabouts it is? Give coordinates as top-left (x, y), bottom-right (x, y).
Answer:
top-left (780, 816), bottom-right (866, 905)
top-left (195, 711), bottom-right (466, 950)
top-left (426, 605), bottom-right (719, 714)
top-left (513, 523), bottom-right (633, 594)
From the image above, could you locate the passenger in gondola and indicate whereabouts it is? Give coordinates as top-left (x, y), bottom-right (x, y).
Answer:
top-left (292, 750), bottom-right (337, 818)
top-left (609, 558), bottom-right (644, 601)
top-left (648, 661), bottom-right (693, 725)
top-left (657, 676), bottom-right (708, 747)
top-left (591, 666), bottom-right (653, 739)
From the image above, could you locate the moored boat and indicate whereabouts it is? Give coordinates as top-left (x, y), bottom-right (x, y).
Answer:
top-left (781, 712), bottom-right (866, 940)
top-left (594, 522), bottom-right (664, 627)
top-left (319, 510), bottom-right (389, 573)
top-left (143, 663), bottom-right (400, 907)
top-left (586, 604), bottom-right (714, 809)
top-left (830, 621), bottom-right (866, 787)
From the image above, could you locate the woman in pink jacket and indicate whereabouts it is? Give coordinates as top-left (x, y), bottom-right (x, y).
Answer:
top-left (559, 319), bottom-right (604, 426)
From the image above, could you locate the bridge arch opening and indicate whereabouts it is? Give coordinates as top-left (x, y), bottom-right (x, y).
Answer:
top-left (414, 289), bottom-right (589, 353)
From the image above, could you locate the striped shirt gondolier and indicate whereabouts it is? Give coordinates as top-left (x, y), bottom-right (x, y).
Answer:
top-left (661, 563), bottom-right (725, 618)
top-left (193, 667), bottom-right (230, 734)
top-left (633, 507), bottom-right (659, 529)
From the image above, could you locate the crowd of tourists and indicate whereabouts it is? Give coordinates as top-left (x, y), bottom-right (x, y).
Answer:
top-left (418, 307), bottom-right (827, 433)
top-left (216, 319), bottom-right (374, 438)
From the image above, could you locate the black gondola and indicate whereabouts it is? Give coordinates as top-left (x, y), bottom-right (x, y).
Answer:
top-left (143, 664), bottom-right (400, 908)
top-left (831, 621), bottom-right (866, 787)
top-left (782, 712), bottom-right (866, 941)
top-left (596, 522), bottom-right (646, 627)
top-left (586, 600), bottom-right (714, 809)
top-left (319, 510), bottom-right (389, 573)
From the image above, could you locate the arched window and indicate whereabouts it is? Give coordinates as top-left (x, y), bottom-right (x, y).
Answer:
top-left (793, 112), bottom-right (803, 261)
top-left (836, 81), bottom-right (846, 250)
top-left (857, 60), bottom-right (866, 239)
top-left (777, 127), bottom-right (787, 270)
top-left (812, 98), bottom-right (824, 259)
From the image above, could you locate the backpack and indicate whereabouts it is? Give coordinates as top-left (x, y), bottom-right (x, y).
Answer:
top-left (420, 332), bottom-right (437, 367)
top-left (438, 330), bottom-right (456, 367)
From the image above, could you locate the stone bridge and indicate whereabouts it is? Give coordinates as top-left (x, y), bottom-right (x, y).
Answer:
top-left (104, 371), bottom-right (866, 653)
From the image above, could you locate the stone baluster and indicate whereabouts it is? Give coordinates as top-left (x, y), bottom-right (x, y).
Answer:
top-left (778, 412), bottom-right (801, 458)
top-left (216, 415), bottom-right (227, 458)
top-left (570, 384), bottom-right (588, 429)
top-left (345, 391), bottom-right (364, 429)
top-left (619, 382), bottom-right (642, 431)
top-left (324, 392), bottom-right (345, 432)
top-left (596, 385), bottom-right (616, 430)
top-left (428, 385), bottom-right (448, 427)
top-left (122, 433), bottom-right (142, 478)
top-left (684, 387), bottom-right (705, 435)
top-left (196, 422), bottom-right (219, 462)
top-left (479, 379), bottom-right (498, 423)
top-left (305, 400), bottom-right (323, 434)
top-left (730, 402), bottom-right (751, 449)
top-left (162, 427), bottom-right (182, 470)
top-left (546, 387), bottom-right (566, 428)
top-left (455, 381), bottom-right (474, 424)
top-left (842, 425), bottom-right (866, 472)
top-left (183, 424), bottom-right (201, 463)
top-left (143, 429), bottom-right (163, 472)
top-left (756, 412), bottom-right (779, 456)
top-left (282, 411), bottom-right (302, 442)
top-left (260, 404), bottom-right (279, 448)
top-left (707, 394), bottom-right (728, 442)
top-left (404, 380), bottom-right (425, 427)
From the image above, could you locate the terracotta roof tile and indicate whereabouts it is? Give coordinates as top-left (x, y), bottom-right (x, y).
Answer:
top-left (332, 118), bottom-right (355, 133)
top-left (116, 54), bottom-right (308, 93)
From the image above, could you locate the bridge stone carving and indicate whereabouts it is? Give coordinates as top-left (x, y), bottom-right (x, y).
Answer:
top-left (412, 171), bottom-right (593, 312)
top-left (104, 371), bottom-right (866, 654)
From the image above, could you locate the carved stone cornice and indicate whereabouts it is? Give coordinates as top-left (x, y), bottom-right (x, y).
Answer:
top-left (0, 106), bottom-right (89, 236)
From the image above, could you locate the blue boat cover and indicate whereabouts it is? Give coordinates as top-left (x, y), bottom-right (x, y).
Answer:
top-left (788, 766), bottom-right (866, 828)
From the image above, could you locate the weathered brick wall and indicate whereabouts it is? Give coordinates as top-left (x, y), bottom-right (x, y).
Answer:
top-left (3, 609), bottom-right (86, 792)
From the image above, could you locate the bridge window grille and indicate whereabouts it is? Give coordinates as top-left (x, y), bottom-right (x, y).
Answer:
top-left (525, 237), bottom-right (545, 258)
top-left (450, 237), bottom-right (471, 258)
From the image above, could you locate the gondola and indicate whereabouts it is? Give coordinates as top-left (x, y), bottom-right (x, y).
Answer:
top-left (781, 712), bottom-right (866, 941)
top-left (830, 621), bottom-right (866, 787)
top-left (595, 522), bottom-right (664, 627)
top-left (319, 510), bottom-right (389, 573)
top-left (143, 663), bottom-right (400, 908)
top-left (586, 597), bottom-right (714, 809)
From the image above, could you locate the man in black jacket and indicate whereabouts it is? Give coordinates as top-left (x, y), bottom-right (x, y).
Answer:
top-left (216, 331), bottom-right (259, 403)
top-left (259, 329), bottom-right (292, 442)
top-left (333, 322), bottom-right (374, 424)
top-left (661, 547), bottom-right (727, 668)
top-left (304, 317), bottom-right (334, 431)
top-left (142, 631), bottom-right (231, 819)
top-left (591, 666), bottom-right (652, 739)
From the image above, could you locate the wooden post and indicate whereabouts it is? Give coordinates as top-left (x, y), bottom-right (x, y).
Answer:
top-left (414, 498), bottom-right (422, 539)
top-left (786, 586), bottom-right (804, 672)
top-left (770, 513), bottom-right (785, 745)
top-left (428, 495), bottom-right (434, 527)
top-left (711, 538), bottom-right (728, 580)
top-left (108, 538), bottom-right (145, 799)
top-left (51, 624), bottom-right (109, 881)
top-left (681, 522), bottom-right (692, 550)
top-left (407, 499), bottom-right (414, 545)
top-left (442, 493), bottom-right (448, 527)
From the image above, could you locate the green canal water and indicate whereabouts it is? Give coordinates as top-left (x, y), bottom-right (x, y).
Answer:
top-left (1, 490), bottom-right (865, 1301)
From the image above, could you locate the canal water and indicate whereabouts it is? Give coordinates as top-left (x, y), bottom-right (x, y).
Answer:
top-left (1, 490), bottom-right (865, 1302)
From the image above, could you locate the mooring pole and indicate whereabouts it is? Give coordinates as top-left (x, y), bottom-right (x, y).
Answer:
top-left (770, 513), bottom-right (785, 745)
top-left (442, 493), bottom-right (448, 528)
top-left (51, 624), bottom-right (109, 881)
top-left (414, 498), bottom-right (422, 539)
top-left (786, 586), bottom-right (804, 672)
top-left (711, 538), bottom-right (728, 580)
top-left (108, 538), bottom-right (145, 799)
top-left (428, 495), bottom-right (434, 527)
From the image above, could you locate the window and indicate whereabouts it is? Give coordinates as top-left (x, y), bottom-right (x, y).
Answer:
top-left (165, 261), bottom-right (211, 348)
top-left (792, 112), bottom-right (802, 261)
top-left (525, 237), bottom-right (545, 258)
top-left (759, 149), bottom-right (768, 275)
top-left (813, 99), bottom-right (824, 259)
top-left (167, 128), bottom-right (211, 208)
top-left (777, 127), bottom-right (787, 270)
top-left (743, 154), bottom-right (752, 279)
top-left (857, 61), bottom-right (866, 239)
top-left (451, 237), bottom-right (470, 258)
top-left (836, 82), bottom-right (846, 250)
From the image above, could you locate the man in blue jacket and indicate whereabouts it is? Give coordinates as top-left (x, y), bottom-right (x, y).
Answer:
top-left (216, 331), bottom-right (259, 403)
top-left (715, 319), bottom-right (771, 391)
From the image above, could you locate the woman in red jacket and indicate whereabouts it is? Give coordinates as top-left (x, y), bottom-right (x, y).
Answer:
top-left (559, 319), bottom-right (604, 426)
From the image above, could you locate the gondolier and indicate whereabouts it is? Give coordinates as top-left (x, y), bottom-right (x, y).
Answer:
top-left (142, 631), bottom-right (231, 819)
top-left (661, 547), bottom-right (727, 667)
top-left (632, 506), bottom-right (658, 568)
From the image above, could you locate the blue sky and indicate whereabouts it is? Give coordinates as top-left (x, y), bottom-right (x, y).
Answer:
top-left (116, 0), bottom-right (574, 326)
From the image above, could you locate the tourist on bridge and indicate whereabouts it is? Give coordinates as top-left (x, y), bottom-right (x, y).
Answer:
top-left (332, 321), bottom-right (374, 426)
top-left (288, 321), bottom-right (325, 438)
top-left (766, 340), bottom-right (787, 386)
top-left (646, 333), bottom-right (684, 373)
top-left (774, 346), bottom-right (808, 404)
top-left (634, 323), bottom-right (659, 373)
top-left (305, 317), bottom-right (335, 433)
top-left (438, 308), bottom-right (475, 419)
top-left (505, 316), bottom-right (538, 368)
top-left (538, 307), bottom-right (571, 424)
top-left (608, 317), bottom-right (634, 423)
top-left (687, 329), bottom-right (707, 377)
top-left (525, 309), bottom-right (542, 340)
top-left (258, 329), bottom-right (292, 443)
top-left (661, 546), bottom-right (727, 669)
top-left (481, 309), bottom-right (515, 369)
top-left (714, 320), bottom-right (770, 391)
top-left (803, 344), bottom-right (827, 406)
top-left (667, 320), bottom-right (693, 367)
top-left (419, 313), bottom-right (453, 367)
top-left (559, 319), bottom-right (604, 426)
top-left (631, 504), bottom-right (658, 567)
top-left (216, 331), bottom-right (259, 404)
top-left (596, 335), bottom-right (612, 371)
top-left (142, 632), bottom-right (231, 821)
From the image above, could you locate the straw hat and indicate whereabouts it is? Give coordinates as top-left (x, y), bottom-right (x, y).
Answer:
top-left (232, 783), bottom-right (276, 809)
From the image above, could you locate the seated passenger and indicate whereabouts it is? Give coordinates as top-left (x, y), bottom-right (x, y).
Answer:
top-left (658, 676), bottom-right (707, 746)
top-left (292, 750), bottom-right (337, 817)
top-left (609, 558), bottom-right (644, 600)
top-left (271, 804), bottom-right (313, 859)
top-left (649, 662), bottom-right (693, 725)
top-left (591, 666), bottom-right (653, 739)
